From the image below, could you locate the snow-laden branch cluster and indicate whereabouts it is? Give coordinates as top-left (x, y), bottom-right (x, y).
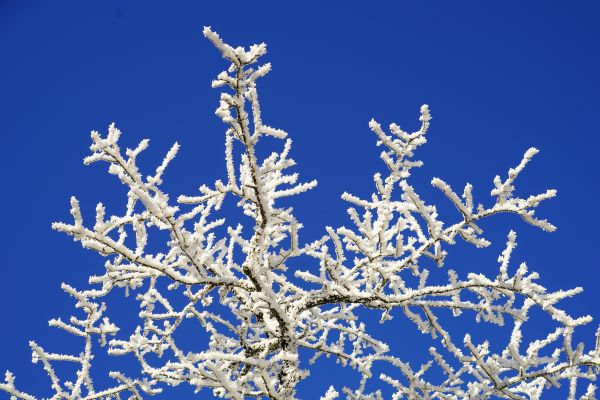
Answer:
top-left (0, 284), bottom-right (159, 399)
top-left (3, 28), bottom-right (599, 399)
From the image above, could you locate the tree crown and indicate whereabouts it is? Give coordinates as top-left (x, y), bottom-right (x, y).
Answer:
top-left (2, 27), bottom-right (599, 400)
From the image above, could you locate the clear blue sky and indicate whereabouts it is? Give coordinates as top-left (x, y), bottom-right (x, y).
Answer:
top-left (1, 1), bottom-right (599, 398)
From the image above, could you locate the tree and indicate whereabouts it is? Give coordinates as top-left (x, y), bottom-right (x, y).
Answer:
top-left (2, 27), bottom-right (599, 400)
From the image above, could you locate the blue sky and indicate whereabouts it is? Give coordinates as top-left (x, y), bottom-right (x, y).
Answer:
top-left (1, 1), bottom-right (599, 398)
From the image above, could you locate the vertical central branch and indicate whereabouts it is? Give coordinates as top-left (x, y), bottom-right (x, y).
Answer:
top-left (234, 68), bottom-right (269, 232)
top-left (231, 64), bottom-right (299, 397)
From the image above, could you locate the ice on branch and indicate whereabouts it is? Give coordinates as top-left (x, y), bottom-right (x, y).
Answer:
top-left (1, 284), bottom-right (159, 399)
top-left (3, 28), bottom-right (598, 400)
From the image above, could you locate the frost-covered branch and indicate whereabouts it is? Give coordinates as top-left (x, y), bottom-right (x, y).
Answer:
top-left (1, 284), bottom-right (159, 400)
top-left (3, 28), bottom-right (598, 400)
